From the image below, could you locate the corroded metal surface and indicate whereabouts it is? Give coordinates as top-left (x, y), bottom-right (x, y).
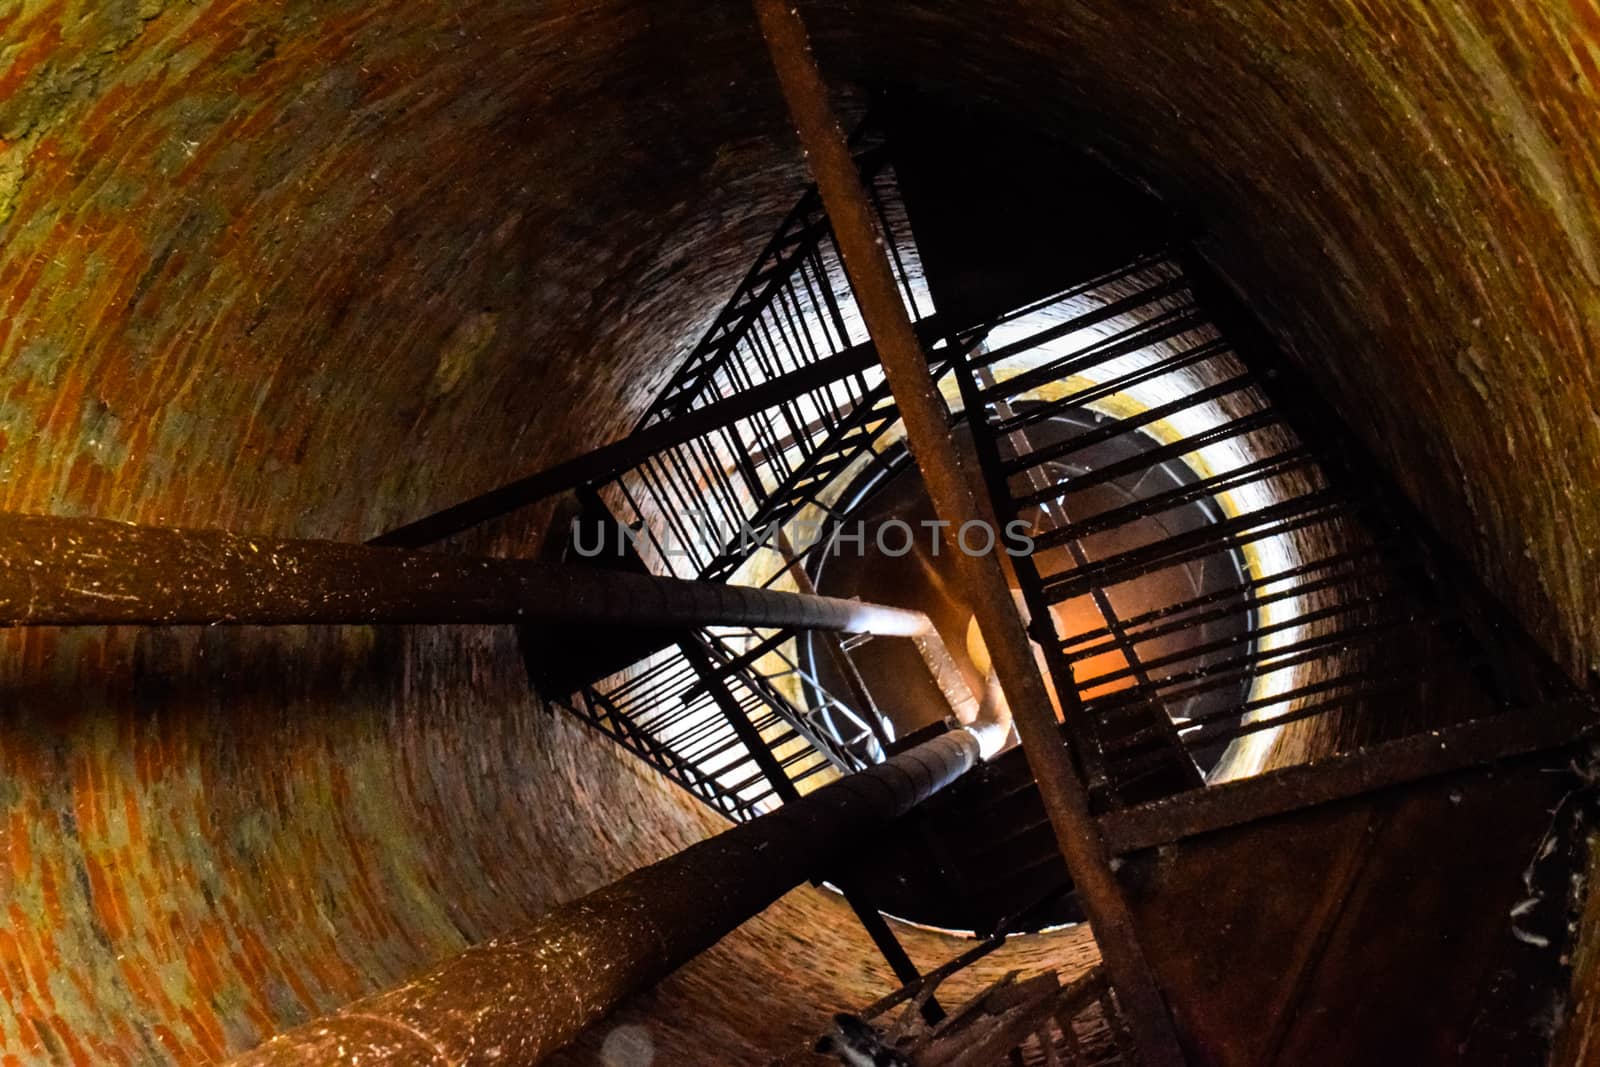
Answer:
top-left (1118, 748), bottom-right (1578, 1063)
top-left (232, 728), bottom-right (983, 1065)
top-left (751, 4), bottom-right (1184, 1061)
top-left (1097, 700), bottom-right (1597, 854)
top-left (0, 512), bottom-right (934, 635)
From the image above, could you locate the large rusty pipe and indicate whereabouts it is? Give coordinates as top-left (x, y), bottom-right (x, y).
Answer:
top-left (750, 3), bottom-right (1185, 1062)
top-left (0, 512), bottom-right (933, 635)
top-left (230, 726), bottom-right (986, 1066)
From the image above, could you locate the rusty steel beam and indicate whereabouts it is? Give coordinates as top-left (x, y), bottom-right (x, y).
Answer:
top-left (750, 3), bottom-right (1186, 1063)
top-left (370, 331), bottom-right (907, 549)
top-left (230, 726), bottom-right (987, 1066)
top-left (0, 511), bottom-right (935, 635)
top-left (1099, 701), bottom-right (1597, 854)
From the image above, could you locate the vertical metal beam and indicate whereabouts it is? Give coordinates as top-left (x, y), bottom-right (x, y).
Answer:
top-left (750, 4), bottom-right (1186, 1062)
top-left (950, 359), bottom-right (1112, 793)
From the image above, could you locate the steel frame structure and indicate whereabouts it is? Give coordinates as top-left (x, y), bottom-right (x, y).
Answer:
top-left (945, 252), bottom-right (1581, 811)
top-left (346, 57), bottom-right (1594, 1062)
top-left (367, 110), bottom-right (1584, 837)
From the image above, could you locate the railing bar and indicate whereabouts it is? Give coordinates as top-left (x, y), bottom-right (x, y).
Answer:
top-left (611, 474), bottom-right (673, 574)
top-left (670, 436), bottom-right (742, 540)
top-left (996, 338), bottom-right (1230, 436)
top-left (971, 277), bottom-right (1193, 370)
top-left (1003, 374), bottom-right (1258, 477)
top-left (967, 253), bottom-right (1175, 339)
top-left (643, 208), bottom-right (833, 425)
top-left (1064, 564), bottom-right (1375, 664)
top-left (1020, 407), bottom-right (1282, 514)
top-left (1058, 541), bottom-right (1389, 646)
top-left (639, 452), bottom-right (713, 574)
top-left (742, 321), bottom-right (810, 474)
top-left (1075, 592), bottom-right (1403, 689)
top-left (862, 167), bottom-right (921, 314)
top-left (800, 260), bottom-right (860, 426)
top-left (1086, 616), bottom-right (1415, 718)
top-left (630, 455), bottom-right (701, 569)
top-left (1043, 449), bottom-right (1317, 546)
top-left (978, 300), bottom-right (1204, 393)
top-left (1041, 492), bottom-right (1347, 602)
top-left (1106, 664), bottom-right (1435, 754)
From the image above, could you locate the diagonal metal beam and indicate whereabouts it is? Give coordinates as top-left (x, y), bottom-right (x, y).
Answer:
top-left (975, 362), bottom-right (1203, 803)
top-left (369, 335), bottom-right (894, 548)
top-left (232, 726), bottom-right (988, 1066)
top-left (679, 635), bottom-right (801, 803)
top-left (843, 883), bottom-right (947, 1025)
top-left (750, 3), bottom-right (1186, 1062)
top-left (1097, 699), bottom-right (1596, 854)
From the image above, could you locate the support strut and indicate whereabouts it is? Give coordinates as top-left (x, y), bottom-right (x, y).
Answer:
top-left (231, 727), bottom-right (986, 1066)
top-left (0, 511), bottom-right (933, 635)
top-left (750, 2), bottom-right (1187, 1061)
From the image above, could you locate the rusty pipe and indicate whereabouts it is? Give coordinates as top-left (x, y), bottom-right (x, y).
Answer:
top-left (229, 725), bottom-right (986, 1066)
top-left (0, 511), bottom-right (933, 636)
top-left (750, 3), bottom-right (1185, 1062)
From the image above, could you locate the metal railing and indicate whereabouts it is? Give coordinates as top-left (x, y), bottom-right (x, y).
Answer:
top-left (951, 253), bottom-right (1557, 808)
top-left (598, 152), bottom-right (934, 583)
top-left (541, 150), bottom-right (944, 818)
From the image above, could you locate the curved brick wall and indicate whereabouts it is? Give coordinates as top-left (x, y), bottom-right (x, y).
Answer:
top-left (805, 0), bottom-right (1600, 678)
top-left (0, 0), bottom-right (1594, 1063)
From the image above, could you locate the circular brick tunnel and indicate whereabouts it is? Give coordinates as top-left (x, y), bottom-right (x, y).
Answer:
top-left (0, 1), bottom-right (1595, 1063)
